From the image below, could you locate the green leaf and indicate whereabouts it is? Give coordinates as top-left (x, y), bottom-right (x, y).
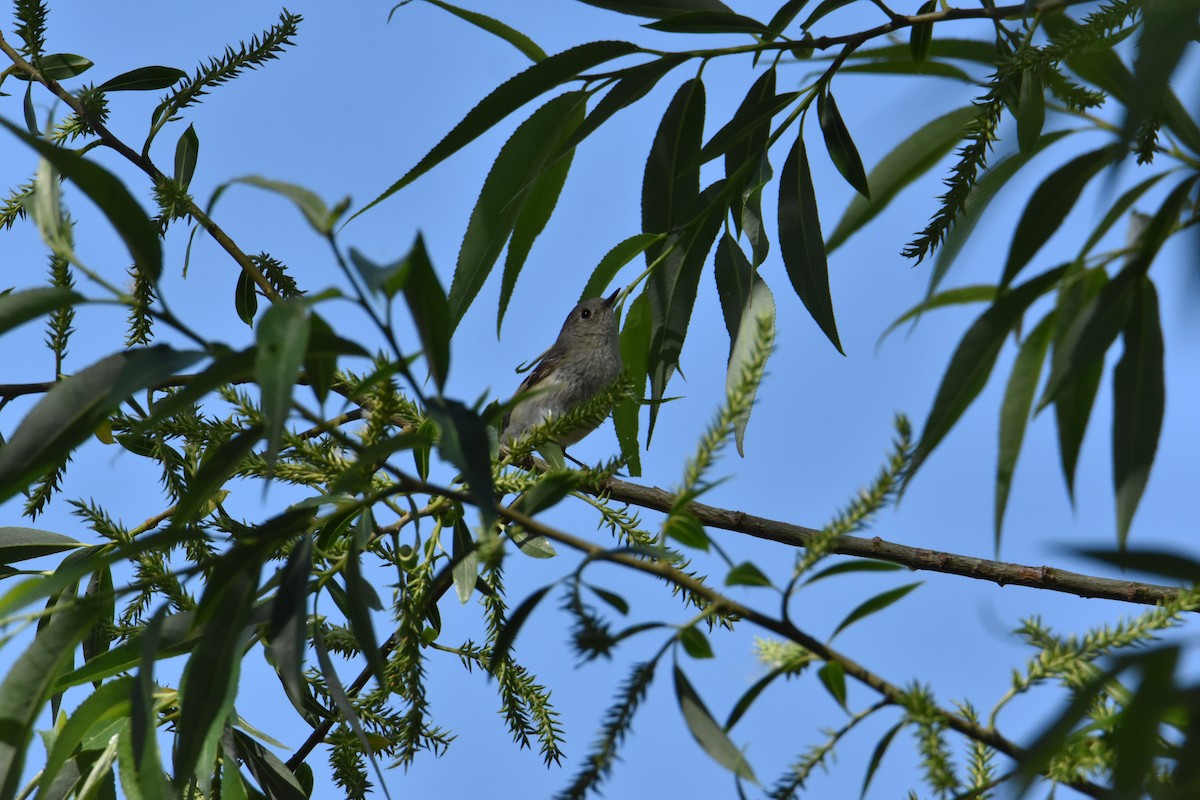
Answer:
top-left (399, 233), bottom-right (452, 391)
top-left (517, 470), bottom-right (584, 515)
top-left (817, 661), bottom-right (847, 709)
top-left (451, 91), bottom-right (586, 328)
top-left (906, 265), bottom-right (1066, 485)
top-left (614, 293), bottom-right (650, 476)
top-left (877, 284), bottom-right (997, 347)
top-left (451, 518), bottom-right (479, 605)
top-left (171, 427), bottom-right (263, 527)
top-left (0, 599), bottom-right (102, 798)
top-left (343, 521), bottom-right (388, 682)
top-left (56, 610), bottom-right (200, 691)
top-left (909, 0), bottom-right (936, 63)
top-left (836, 60), bottom-right (974, 81)
top-left (0, 287), bottom-right (83, 337)
top-left (817, 88), bottom-right (869, 199)
top-left (427, 398), bottom-right (496, 528)
top-left (0, 347), bottom-right (201, 506)
top-left (97, 65), bottom-right (186, 92)
top-left (38, 677), bottom-right (132, 800)
top-left (804, 559), bottom-right (904, 584)
top-left (0, 527), bottom-right (83, 565)
top-left (231, 730), bottom-right (307, 800)
top-left (1124, 174), bottom-right (1200, 274)
top-left (1002, 146), bottom-right (1117, 287)
top-left (580, 233), bottom-right (663, 302)
top-left (679, 626), bottom-right (714, 659)
top-left (1075, 548), bottom-right (1200, 582)
top-left (643, 10), bottom-right (772, 34)
top-left (134, 347), bottom-right (256, 434)
top-left (0, 118), bottom-right (162, 281)
top-left (225, 175), bottom-right (338, 235)
top-left (643, 79), bottom-right (705, 254)
top-left (1051, 269), bottom-right (1108, 501)
top-left (831, 582), bottom-right (922, 640)
top-left (995, 313), bottom-right (1055, 550)
top-left (256, 299), bottom-right (310, 475)
top-left (725, 275), bottom-right (775, 456)
top-left (25, 53), bottom-right (93, 80)
top-left (1113, 278), bottom-right (1164, 547)
top-left (725, 662), bottom-right (799, 731)
top-left (713, 233), bottom-right (753, 352)
top-left (351, 40), bottom-right (639, 221)
top-left (576, 0), bottom-right (733, 18)
top-left (173, 123), bottom-right (199, 188)
top-left (673, 665), bottom-right (757, 781)
top-left (587, 585), bottom-right (630, 615)
top-left (234, 267), bottom-right (258, 326)
top-left (860, 721), bottom-right (905, 798)
top-left (646, 181), bottom-right (727, 441)
top-left (664, 512), bottom-right (709, 550)
top-left (1078, 172), bottom-right (1169, 258)
top-left (802, 0), bottom-right (854, 29)
top-left (725, 561), bottom-right (773, 587)
top-left (1015, 69), bottom-right (1045, 154)
top-left (704, 75), bottom-right (796, 167)
top-left (268, 535), bottom-right (312, 714)
top-left (401, 0), bottom-right (547, 62)
top-left (778, 133), bottom-right (842, 354)
top-left (488, 584), bottom-right (554, 671)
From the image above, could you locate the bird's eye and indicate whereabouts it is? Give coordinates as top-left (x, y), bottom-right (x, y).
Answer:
top-left (581, 308), bottom-right (592, 320)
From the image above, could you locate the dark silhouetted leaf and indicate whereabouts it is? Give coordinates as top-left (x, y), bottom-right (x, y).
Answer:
top-left (1003, 146), bottom-right (1116, 287)
top-left (804, 559), bottom-right (904, 585)
top-left (581, 233), bottom-right (663, 302)
top-left (268, 535), bottom-right (312, 714)
top-left (817, 661), bottom-right (847, 709)
top-left (907, 265), bottom-right (1066, 484)
top-left (234, 267), bottom-right (258, 326)
top-left (995, 313), bottom-right (1054, 550)
top-left (0, 118), bottom-right (162, 280)
top-left (860, 721), bottom-right (905, 798)
top-left (831, 582), bottom-right (922, 640)
top-left (1079, 172), bottom-right (1168, 258)
top-left (679, 626), bottom-right (714, 659)
top-left (400, 233), bottom-right (452, 391)
top-left (877, 284), bottom-right (997, 347)
top-left (427, 398), bottom-right (495, 527)
top-left (643, 79), bottom-right (705, 255)
top-left (1113, 278), bottom-right (1164, 546)
top-left (174, 123), bottom-right (199, 188)
top-left (256, 299), bottom-right (310, 475)
top-left (909, 0), bottom-right (936, 63)
top-left (488, 584), bottom-right (554, 672)
top-left (714, 233), bottom-right (753, 351)
top-left (0, 287), bottom-right (83, 338)
top-left (674, 665), bottom-right (757, 781)
top-left (577, 0), bottom-right (733, 18)
top-left (614, 293), bottom-right (650, 475)
top-left (1015, 69), bottom-right (1045, 154)
top-left (232, 730), bottom-right (307, 800)
top-left (1123, 0), bottom-right (1200, 148)
top-left (97, 65), bottom-right (186, 91)
top-left (1076, 548), bottom-right (1200, 582)
top-left (352, 40), bottom-right (639, 221)
top-left (779, 133), bottom-right (842, 353)
top-left (0, 527), bottom-right (83, 564)
top-left (817, 88), bottom-right (869, 198)
top-left (644, 10), bottom-right (771, 34)
top-left (405, 0), bottom-right (547, 62)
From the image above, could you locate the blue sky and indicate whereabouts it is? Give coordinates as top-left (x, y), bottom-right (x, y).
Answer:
top-left (2, 1), bottom-right (1198, 797)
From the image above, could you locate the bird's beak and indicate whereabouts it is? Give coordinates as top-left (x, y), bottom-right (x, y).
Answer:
top-left (604, 289), bottom-right (620, 309)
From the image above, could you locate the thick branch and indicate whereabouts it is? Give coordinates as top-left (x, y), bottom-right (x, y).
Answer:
top-left (593, 475), bottom-right (1185, 608)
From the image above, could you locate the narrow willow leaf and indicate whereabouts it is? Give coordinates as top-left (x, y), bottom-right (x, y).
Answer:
top-left (644, 10), bottom-right (772, 35)
top-left (646, 182), bottom-right (726, 441)
top-left (817, 89), bottom-right (869, 198)
top-left (517, 470), bottom-right (583, 515)
top-left (674, 665), bottom-right (757, 782)
top-left (581, 233), bottom-right (664, 301)
top-left (22, 53), bottom-right (93, 80)
top-left (726, 277), bottom-right (774, 456)
top-left (1113, 278), bottom-right (1164, 547)
top-left (97, 65), bottom-right (186, 92)
top-left (351, 40), bottom-right (639, 221)
top-left (614, 293), bottom-right (650, 476)
top-left (664, 512), bottom-right (709, 551)
top-left (134, 347), bottom-right (256, 434)
top-left (0, 601), bottom-right (102, 798)
top-left (588, 585), bottom-right (630, 615)
top-left (713, 233), bottom-right (753, 353)
top-left (837, 60), bottom-right (974, 81)
top-left (1015, 69), bottom-right (1045, 154)
top-left (0, 287), bottom-right (83, 337)
top-left (451, 519), bottom-right (478, 604)
top-left (703, 70), bottom-right (793, 164)
top-left (171, 427), bottom-right (263, 527)
top-left (643, 79), bottom-right (705, 254)
top-left (907, 265), bottom-right (1066, 484)
top-left (0, 527), bottom-right (83, 564)
top-left (1002, 146), bottom-right (1117, 286)
top-left (343, 537), bottom-right (388, 684)
top-left (173, 123), bottom-right (199, 188)
top-left (803, 559), bottom-right (904, 585)
top-left (404, 0), bottom-right (547, 62)
top-left (38, 677), bottom-right (132, 799)
top-left (226, 175), bottom-right (334, 235)
top-left (1123, 0), bottom-right (1200, 147)
top-left (256, 299), bottom-right (310, 475)
top-left (1124, 174), bottom-right (1200, 273)
top-left (909, 0), bottom-right (936, 63)
top-left (860, 721), bottom-right (905, 798)
top-left (0, 118), bottom-right (162, 280)
top-left (268, 535), bottom-right (312, 714)
top-left (725, 663), bottom-right (797, 731)
top-left (817, 662), bottom-right (847, 710)
top-left (831, 582), bottom-right (922, 640)
top-left (802, 0), bottom-right (854, 28)
top-left (234, 267), bottom-right (258, 326)
top-left (400, 233), bottom-right (452, 390)
top-left (488, 584), bottom-right (554, 672)
top-left (576, 0), bottom-right (733, 17)
top-left (426, 398), bottom-right (495, 527)
top-left (450, 91), bottom-right (585, 329)
top-left (779, 133), bottom-right (842, 354)
top-left (1075, 548), bottom-right (1200, 582)
top-left (877, 284), bottom-right (997, 348)
top-left (231, 730), bottom-right (307, 800)
top-left (1078, 172), bottom-right (1168, 258)
top-left (995, 313), bottom-right (1055, 550)
top-left (0, 347), bottom-right (201, 506)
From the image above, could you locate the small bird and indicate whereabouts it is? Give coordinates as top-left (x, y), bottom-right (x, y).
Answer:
top-left (500, 290), bottom-right (622, 451)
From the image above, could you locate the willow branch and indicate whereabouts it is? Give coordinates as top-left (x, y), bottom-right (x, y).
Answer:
top-left (591, 474), bottom-right (1184, 608)
top-left (0, 31), bottom-right (281, 302)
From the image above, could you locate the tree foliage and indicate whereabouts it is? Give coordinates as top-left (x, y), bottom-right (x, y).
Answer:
top-left (0, 0), bottom-right (1197, 798)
